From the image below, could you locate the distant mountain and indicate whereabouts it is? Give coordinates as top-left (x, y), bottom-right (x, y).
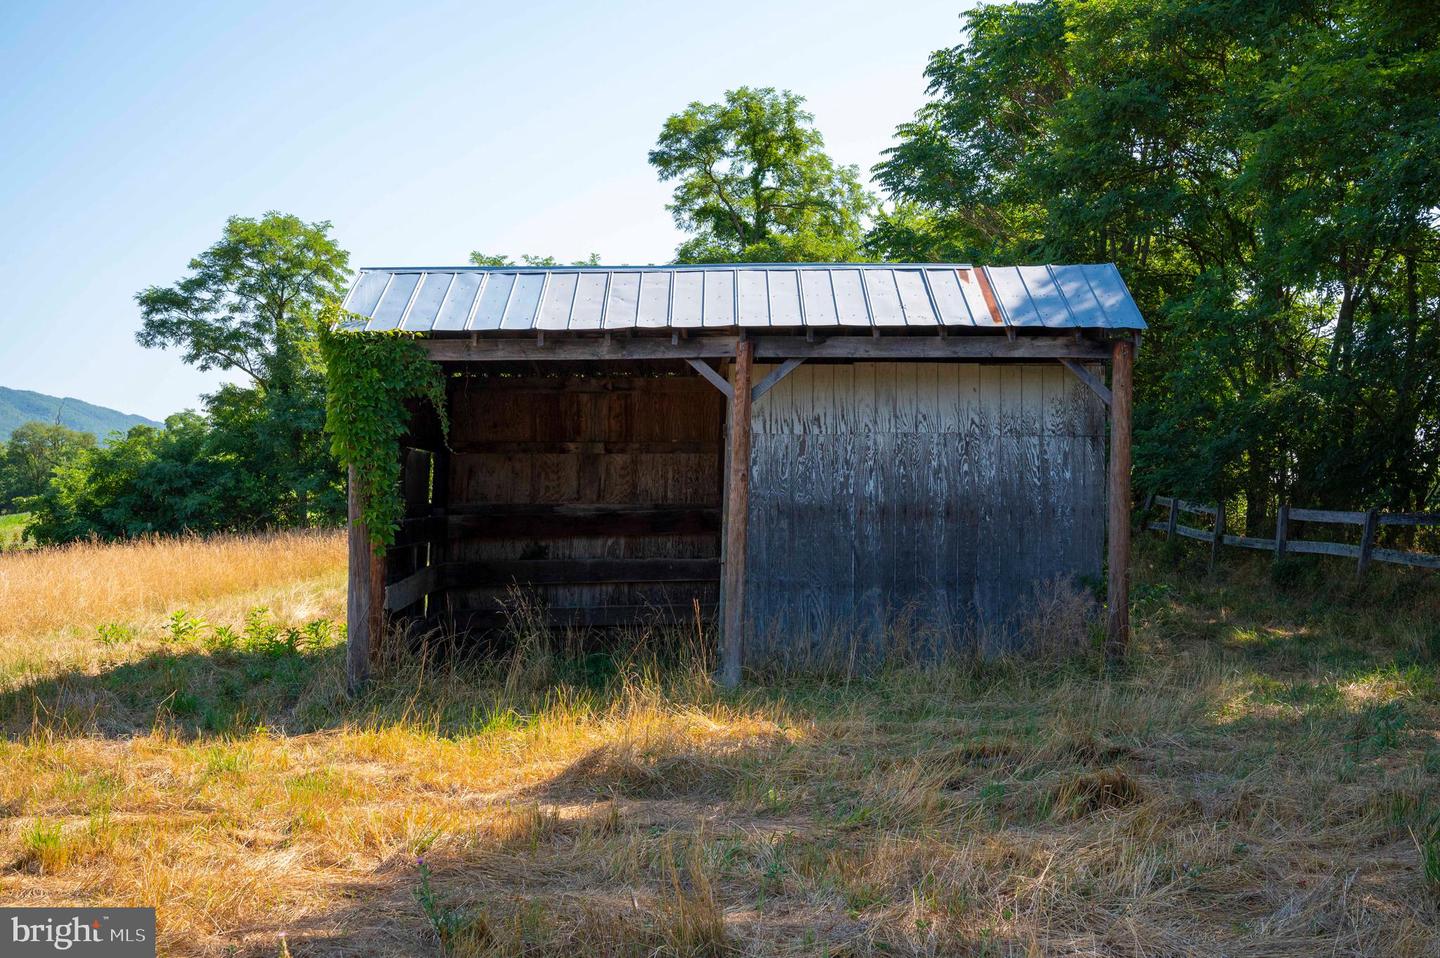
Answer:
top-left (0, 386), bottom-right (162, 444)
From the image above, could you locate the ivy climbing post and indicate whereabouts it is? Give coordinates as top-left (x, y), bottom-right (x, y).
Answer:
top-left (345, 466), bottom-right (383, 692)
top-left (320, 305), bottom-right (447, 695)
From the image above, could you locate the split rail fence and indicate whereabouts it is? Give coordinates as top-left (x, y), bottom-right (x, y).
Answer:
top-left (1144, 495), bottom-right (1440, 574)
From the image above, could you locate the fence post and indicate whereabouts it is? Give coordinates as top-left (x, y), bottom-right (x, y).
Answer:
top-left (1274, 504), bottom-right (1289, 561)
top-left (1210, 501), bottom-right (1226, 573)
top-left (1357, 508), bottom-right (1379, 576)
top-left (1166, 498), bottom-right (1178, 540)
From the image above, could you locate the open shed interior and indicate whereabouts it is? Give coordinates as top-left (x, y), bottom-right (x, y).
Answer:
top-left (388, 363), bottom-right (727, 639)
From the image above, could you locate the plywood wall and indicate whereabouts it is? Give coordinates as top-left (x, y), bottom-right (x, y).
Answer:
top-left (745, 361), bottom-right (1106, 660)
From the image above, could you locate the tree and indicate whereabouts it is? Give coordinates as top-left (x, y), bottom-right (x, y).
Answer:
top-left (137, 212), bottom-right (350, 387)
top-left (872, 0), bottom-right (1440, 519)
top-left (25, 415), bottom-right (232, 544)
top-left (134, 212), bottom-right (350, 526)
top-left (0, 422), bottom-right (96, 511)
top-left (649, 87), bottom-right (873, 263)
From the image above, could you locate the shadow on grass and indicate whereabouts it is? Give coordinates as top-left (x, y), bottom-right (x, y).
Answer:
top-left (0, 639), bottom-right (349, 740)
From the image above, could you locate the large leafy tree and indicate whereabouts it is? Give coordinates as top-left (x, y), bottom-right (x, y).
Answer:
top-left (137, 212), bottom-right (350, 386)
top-left (0, 422), bottom-right (95, 511)
top-left (131, 212), bottom-right (351, 528)
top-left (650, 87), bottom-right (873, 263)
top-left (873, 0), bottom-right (1440, 521)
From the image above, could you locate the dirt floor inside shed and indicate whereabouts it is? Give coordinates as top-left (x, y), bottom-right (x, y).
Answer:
top-left (1, 531), bottom-right (1437, 956)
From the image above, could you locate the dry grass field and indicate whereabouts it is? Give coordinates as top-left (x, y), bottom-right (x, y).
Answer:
top-left (1, 530), bottom-right (1438, 956)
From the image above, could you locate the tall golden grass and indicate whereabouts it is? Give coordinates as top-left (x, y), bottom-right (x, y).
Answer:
top-left (0, 531), bottom-right (1437, 956)
top-left (0, 530), bottom-right (344, 681)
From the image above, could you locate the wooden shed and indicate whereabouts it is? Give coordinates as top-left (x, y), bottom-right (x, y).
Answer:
top-left (338, 263), bottom-right (1144, 688)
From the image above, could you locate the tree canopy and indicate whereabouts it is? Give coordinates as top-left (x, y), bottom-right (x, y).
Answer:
top-left (873, 0), bottom-right (1440, 519)
top-left (26, 212), bottom-right (356, 542)
top-left (0, 422), bottom-right (95, 512)
top-left (468, 252), bottom-right (601, 268)
top-left (650, 87), bottom-right (873, 263)
top-left (136, 212), bottom-right (350, 387)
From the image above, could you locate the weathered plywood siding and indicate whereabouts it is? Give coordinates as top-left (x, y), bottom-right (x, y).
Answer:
top-left (443, 375), bottom-right (724, 626)
top-left (745, 362), bottom-right (1105, 659)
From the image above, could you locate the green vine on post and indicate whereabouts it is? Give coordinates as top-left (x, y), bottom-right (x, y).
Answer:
top-left (319, 302), bottom-right (448, 547)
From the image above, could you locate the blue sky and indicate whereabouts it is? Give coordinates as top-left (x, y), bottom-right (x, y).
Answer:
top-left (0, 0), bottom-right (974, 419)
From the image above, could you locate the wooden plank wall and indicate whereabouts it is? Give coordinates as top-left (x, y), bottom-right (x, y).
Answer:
top-left (440, 374), bottom-right (725, 628)
top-left (745, 361), bottom-right (1106, 661)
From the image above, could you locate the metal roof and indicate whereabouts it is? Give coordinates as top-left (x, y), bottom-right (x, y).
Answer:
top-left (340, 263), bottom-right (1146, 333)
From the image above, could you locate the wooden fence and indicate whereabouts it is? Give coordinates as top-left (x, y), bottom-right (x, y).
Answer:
top-left (1144, 496), bottom-right (1440, 573)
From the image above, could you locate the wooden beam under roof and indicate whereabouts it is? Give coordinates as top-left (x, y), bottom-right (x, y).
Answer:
top-left (421, 334), bottom-right (1113, 363)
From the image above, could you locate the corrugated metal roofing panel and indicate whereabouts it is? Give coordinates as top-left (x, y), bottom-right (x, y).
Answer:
top-left (671, 271), bottom-right (703, 327)
top-left (736, 270), bottom-right (769, 327)
top-left (1049, 265), bottom-right (1104, 327)
top-left (340, 263), bottom-right (1146, 332)
top-left (799, 269), bottom-right (838, 326)
top-left (402, 273), bottom-right (452, 332)
top-left (986, 267), bottom-right (1043, 328)
top-left (471, 272), bottom-right (514, 330)
top-left (637, 271), bottom-right (671, 328)
top-left (604, 272), bottom-right (641, 329)
top-left (502, 273), bottom-right (546, 330)
top-left (432, 272), bottom-right (482, 330)
top-left (894, 269), bottom-right (937, 325)
top-left (702, 270), bottom-right (734, 327)
top-left (368, 272), bottom-right (420, 330)
top-left (343, 270), bottom-right (391, 316)
top-left (570, 273), bottom-right (607, 329)
top-left (767, 269), bottom-right (803, 326)
top-left (830, 269), bottom-right (869, 326)
top-left (536, 272), bottom-right (577, 330)
top-left (956, 269), bottom-right (997, 326)
top-left (1080, 264), bottom-right (1146, 328)
top-left (925, 268), bottom-right (975, 326)
top-left (1019, 266), bottom-right (1074, 328)
top-left (864, 269), bottom-right (906, 326)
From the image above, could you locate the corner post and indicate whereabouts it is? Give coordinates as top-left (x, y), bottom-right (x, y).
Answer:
top-left (346, 466), bottom-right (383, 694)
top-left (720, 339), bottom-right (755, 689)
top-left (1106, 338), bottom-right (1134, 662)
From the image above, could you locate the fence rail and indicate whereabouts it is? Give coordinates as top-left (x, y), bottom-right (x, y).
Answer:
top-left (1144, 496), bottom-right (1440, 573)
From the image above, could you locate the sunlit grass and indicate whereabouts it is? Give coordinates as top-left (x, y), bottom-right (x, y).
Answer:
top-left (0, 511), bottom-right (29, 551)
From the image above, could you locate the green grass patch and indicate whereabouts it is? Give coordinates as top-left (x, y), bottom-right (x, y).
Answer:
top-left (0, 512), bottom-right (30, 551)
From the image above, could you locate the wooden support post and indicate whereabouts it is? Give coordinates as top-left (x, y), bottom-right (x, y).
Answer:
top-left (719, 339), bottom-right (755, 689)
top-left (1106, 338), bottom-right (1134, 662)
top-left (346, 466), bottom-right (381, 694)
top-left (1357, 508), bottom-right (1379, 576)
top-left (1210, 501), bottom-right (1226, 573)
top-left (1165, 498), bottom-right (1178, 540)
top-left (1274, 504), bottom-right (1289, 561)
